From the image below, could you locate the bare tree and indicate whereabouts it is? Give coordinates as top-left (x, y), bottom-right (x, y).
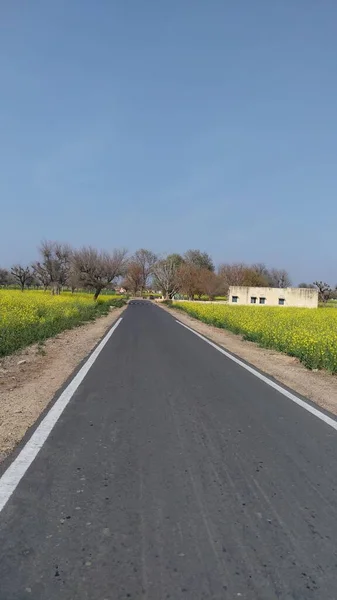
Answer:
top-left (251, 263), bottom-right (280, 286)
top-left (241, 267), bottom-right (269, 287)
top-left (125, 260), bottom-right (144, 296)
top-left (152, 256), bottom-right (181, 299)
top-left (313, 281), bottom-right (331, 303)
top-left (198, 269), bottom-right (225, 300)
top-left (72, 247), bottom-right (127, 300)
top-left (251, 263), bottom-right (270, 279)
top-left (268, 268), bottom-right (291, 288)
top-left (0, 268), bottom-right (11, 287)
top-left (25, 273), bottom-right (40, 289)
top-left (176, 263), bottom-right (200, 300)
top-left (218, 263), bottom-right (247, 293)
top-left (10, 265), bottom-right (33, 291)
top-left (184, 249), bottom-right (214, 272)
top-left (66, 268), bottom-right (79, 293)
top-left (32, 241), bottom-right (73, 294)
top-left (32, 261), bottom-right (50, 291)
top-left (133, 249), bottom-right (157, 293)
top-left (219, 262), bottom-right (290, 293)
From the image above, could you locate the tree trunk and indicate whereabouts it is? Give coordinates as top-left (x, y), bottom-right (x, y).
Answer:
top-left (94, 288), bottom-right (102, 301)
top-left (20, 283), bottom-right (24, 292)
top-left (51, 282), bottom-right (61, 295)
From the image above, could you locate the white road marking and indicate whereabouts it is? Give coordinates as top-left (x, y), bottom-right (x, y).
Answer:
top-left (0, 317), bottom-right (123, 513)
top-left (176, 319), bottom-right (337, 432)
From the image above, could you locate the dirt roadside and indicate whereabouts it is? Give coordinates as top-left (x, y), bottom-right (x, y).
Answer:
top-left (159, 304), bottom-right (337, 415)
top-left (0, 305), bottom-right (126, 463)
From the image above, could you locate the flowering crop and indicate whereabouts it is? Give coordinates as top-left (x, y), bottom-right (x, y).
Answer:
top-left (174, 302), bottom-right (337, 373)
top-left (0, 290), bottom-right (125, 357)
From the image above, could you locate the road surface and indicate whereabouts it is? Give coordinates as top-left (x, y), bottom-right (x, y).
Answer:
top-left (1, 301), bottom-right (337, 599)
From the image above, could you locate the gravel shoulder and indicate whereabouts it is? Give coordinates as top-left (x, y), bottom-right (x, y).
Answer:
top-left (0, 305), bottom-right (126, 462)
top-left (160, 304), bottom-right (337, 416)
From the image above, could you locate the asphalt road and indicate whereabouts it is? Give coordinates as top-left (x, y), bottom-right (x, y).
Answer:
top-left (1, 301), bottom-right (337, 599)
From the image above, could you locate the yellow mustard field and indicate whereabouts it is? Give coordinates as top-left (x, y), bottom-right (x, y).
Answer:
top-left (0, 290), bottom-right (125, 357)
top-left (174, 302), bottom-right (337, 373)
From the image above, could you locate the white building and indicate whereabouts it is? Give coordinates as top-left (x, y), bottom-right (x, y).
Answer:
top-left (228, 286), bottom-right (318, 308)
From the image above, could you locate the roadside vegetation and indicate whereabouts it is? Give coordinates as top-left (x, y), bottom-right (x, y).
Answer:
top-left (0, 290), bottom-right (125, 357)
top-left (173, 302), bottom-right (337, 373)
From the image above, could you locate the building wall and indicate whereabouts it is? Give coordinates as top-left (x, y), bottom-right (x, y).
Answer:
top-left (229, 286), bottom-right (318, 308)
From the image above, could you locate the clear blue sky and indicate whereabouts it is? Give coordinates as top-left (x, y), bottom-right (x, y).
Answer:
top-left (1, 1), bottom-right (337, 284)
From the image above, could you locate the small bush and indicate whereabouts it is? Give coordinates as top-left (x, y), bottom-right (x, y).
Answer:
top-left (161, 300), bottom-right (173, 306)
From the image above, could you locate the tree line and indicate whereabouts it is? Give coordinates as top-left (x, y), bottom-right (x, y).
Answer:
top-left (0, 242), bottom-right (335, 302)
top-left (0, 242), bottom-right (127, 300)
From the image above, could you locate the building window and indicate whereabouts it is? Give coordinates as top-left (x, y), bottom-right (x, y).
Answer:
top-left (250, 297), bottom-right (257, 304)
top-left (259, 297), bottom-right (266, 305)
top-left (278, 298), bottom-right (285, 305)
top-left (232, 296), bottom-right (238, 303)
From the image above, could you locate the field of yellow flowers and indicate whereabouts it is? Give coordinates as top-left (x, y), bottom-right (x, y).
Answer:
top-left (0, 290), bottom-right (125, 357)
top-left (174, 302), bottom-right (337, 373)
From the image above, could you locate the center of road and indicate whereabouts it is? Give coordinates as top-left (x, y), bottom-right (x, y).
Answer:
top-left (0, 302), bottom-right (335, 599)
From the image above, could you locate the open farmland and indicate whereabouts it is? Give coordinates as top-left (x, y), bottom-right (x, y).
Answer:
top-left (0, 290), bottom-right (125, 357)
top-left (174, 302), bottom-right (337, 373)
